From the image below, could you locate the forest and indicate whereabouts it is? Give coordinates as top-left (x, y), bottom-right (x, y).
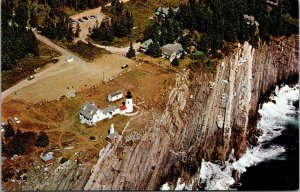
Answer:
top-left (143, 0), bottom-right (299, 56)
top-left (1, 0), bottom-right (109, 72)
top-left (1, 0), bottom-right (299, 71)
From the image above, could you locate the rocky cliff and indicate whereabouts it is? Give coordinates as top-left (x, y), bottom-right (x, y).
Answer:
top-left (85, 35), bottom-right (299, 190)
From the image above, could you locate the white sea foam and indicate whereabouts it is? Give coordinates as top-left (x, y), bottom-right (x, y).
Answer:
top-left (161, 84), bottom-right (299, 190)
top-left (199, 84), bottom-right (299, 190)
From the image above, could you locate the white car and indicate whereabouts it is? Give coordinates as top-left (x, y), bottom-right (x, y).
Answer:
top-left (14, 117), bottom-right (21, 124)
top-left (66, 56), bottom-right (74, 63)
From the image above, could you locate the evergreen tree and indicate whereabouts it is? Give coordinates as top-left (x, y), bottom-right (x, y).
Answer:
top-left (7, 130), bottom-right (25, 156)
top-left (125, 9), bottom-right (134, 33)
top-left (171, 57), bottom-right (179, 66)
top-left (126, 42), bottom-right (136, 58)
top-left (35, 131), bottom-right (49, 147)
top-left (75, 23), bottom-right (80, 38)
top-left (90, 18), bottom-right (113, 42)
top-left (178, 35), bottom-right (191, 50)
top-left (30, 6), bottom-right (38, 28)
top-left (145, 41), bottom-right (161, 58)
top-left (15, 1), bottom-right (28, 28)
top-left (2, 140), bottom-right (7, 155)
top-left (143, 21), bottom-right (160, 41)
top-left (66, 25), bottom-right (74, 42)
top-left (112, 18), bottom-right (128, 38)
top-left (4, 124), bottom-right (15, 138)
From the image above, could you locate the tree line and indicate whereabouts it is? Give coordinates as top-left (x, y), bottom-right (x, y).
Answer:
top-left (2, 123), bottom-right (49, 157)
top-left (42, 9), bottom-right (75, 41)
top-left (143, 0), bottom-right (298, 57)
top-left (2, 0), bottom-right (39, 71)
top-left (89, 0), bottom-right (134, 43)
top-left (37, 0), bottom-right (108, 11)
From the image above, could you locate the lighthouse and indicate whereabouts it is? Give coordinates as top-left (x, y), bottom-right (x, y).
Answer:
top-left (125, 91), bottom-right (133, 113)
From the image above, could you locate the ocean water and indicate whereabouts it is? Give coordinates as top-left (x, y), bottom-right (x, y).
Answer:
top-left (162, 84), bottom-right (299, 190)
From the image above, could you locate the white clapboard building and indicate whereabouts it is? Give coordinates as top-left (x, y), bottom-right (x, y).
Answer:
top-left (107, 90), bottom-right (123, 102)
top-left (79, 91), bottom-right (134, 126)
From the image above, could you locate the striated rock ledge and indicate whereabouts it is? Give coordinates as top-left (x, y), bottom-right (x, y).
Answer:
top-left (85, 35), bottom-right (299, 190)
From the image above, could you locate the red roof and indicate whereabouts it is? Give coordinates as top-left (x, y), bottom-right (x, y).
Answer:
top-left (120, 105), bottom-right (127, 111)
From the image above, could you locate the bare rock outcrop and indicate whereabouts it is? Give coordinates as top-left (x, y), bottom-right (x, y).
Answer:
top-left (85, 35), bottom-right (299, 190)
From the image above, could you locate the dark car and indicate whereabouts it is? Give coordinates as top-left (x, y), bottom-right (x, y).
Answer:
top-left (83, 16), bottom-right (88, 20)
top-left (27, 75), bottom-right (35, 81)
top-left (78, 18), bottom-right (84, 22)
top-left (121, 64), bottom-right (128, 69)
top-left (51, 58), bottom-right (59, 63)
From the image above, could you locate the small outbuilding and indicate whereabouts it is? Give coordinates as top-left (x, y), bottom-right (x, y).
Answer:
top-left (106, 123), bottom-right (119, 142)
top-left (138, 39), bottom-right (153, 53)
top-left (40, 152), bottom-right (54, 165)
top-left (107, 91), bottom-right (123, 102)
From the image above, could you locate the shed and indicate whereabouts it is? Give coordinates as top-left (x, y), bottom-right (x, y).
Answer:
top-left (40, 152), bottom-right (54, 165)
top-left (108, 91), bottom-right (123, 102)
top-left (139, 39), bottom-right (153, 53)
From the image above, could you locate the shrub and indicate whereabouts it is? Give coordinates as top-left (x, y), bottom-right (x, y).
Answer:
top-left (35, 131), bottom-right (49, 147)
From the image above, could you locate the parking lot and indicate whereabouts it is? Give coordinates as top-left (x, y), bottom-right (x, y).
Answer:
top-left (69, 7), bottom-right (107, 42)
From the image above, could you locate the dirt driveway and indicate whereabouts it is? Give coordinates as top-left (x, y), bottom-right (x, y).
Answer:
top-left (70, 0), bottom-right (140, 55)
top-left (1, 32), bottom-right (135, 103)
top-left (3, 54), bottom-right (135, 103)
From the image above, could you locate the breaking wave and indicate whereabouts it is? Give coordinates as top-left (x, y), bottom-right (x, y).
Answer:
top-left (161, 84), bottom-right (299, 190)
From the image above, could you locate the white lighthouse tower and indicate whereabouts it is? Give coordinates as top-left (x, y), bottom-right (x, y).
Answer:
top-left (125, 91), bottom-right (133, 113)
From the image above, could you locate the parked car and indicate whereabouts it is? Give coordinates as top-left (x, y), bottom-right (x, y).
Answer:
top-left (14, 117), bottom-right (20, 124)
top-left (78, 18), bottom-right (84, 22)
top-left (83, 16), bottom-right (88, 20)
top-left (51, 58), bottom-right (58, 63)
top-left (66, 56), bottom-right (74, 63)
top-left (27, 75), bottom-right (35, 81)
top-left (121, 64), bottom-right (128, 69)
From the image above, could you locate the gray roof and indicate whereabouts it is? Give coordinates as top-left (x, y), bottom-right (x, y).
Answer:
top-left (102, 105), bottom-right (118, 114)
top-left (156, 7), bottom-right (179, 16)
top-left (79, 101), bottom-right (99, 119)
top-left (140, 39), bottom-right (153, 49)
top-left (161, 43), bottom-right (183, 56)
top-left (108, 90), bottom-right (123, 98)
top-left (40, 152), bottom-right (54, 161)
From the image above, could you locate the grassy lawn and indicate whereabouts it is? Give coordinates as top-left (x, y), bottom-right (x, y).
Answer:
top-left (1, 41), bottom-right (61, 91)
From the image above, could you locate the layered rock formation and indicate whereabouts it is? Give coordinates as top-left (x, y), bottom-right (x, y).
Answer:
top-left (85, 35), bottom-right (299, 190)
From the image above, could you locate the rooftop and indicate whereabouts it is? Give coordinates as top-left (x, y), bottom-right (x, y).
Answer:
top-left (161, 43), bottom-right (183, 56)
top-left (102, 105), bottom-right (118, 114)
top-left (80, 101), bottom-right (99, 119)
top-left (40, 152), bottom-right (54, 161)
top-left (140, 39), bottom-right (153, 49)
top-left (108, 90), bottom-right (123, 98)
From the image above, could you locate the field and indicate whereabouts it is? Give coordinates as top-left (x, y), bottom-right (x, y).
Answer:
top-left (1, 60), bottom-right (176, 190)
